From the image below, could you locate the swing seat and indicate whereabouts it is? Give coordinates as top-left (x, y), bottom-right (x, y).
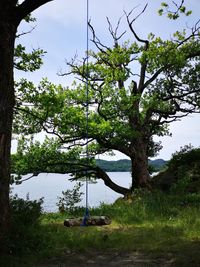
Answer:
top-left (64, 216), bottom-right (111, 227)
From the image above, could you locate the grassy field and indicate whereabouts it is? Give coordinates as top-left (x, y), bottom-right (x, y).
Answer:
top-left (2, 190), bottom-right (200, 266)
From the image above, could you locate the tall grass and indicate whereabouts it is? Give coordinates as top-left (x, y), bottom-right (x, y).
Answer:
top-left (38, 190), bottom-right (200, 253)
top-left (4, 190), bottom-right (200, 266)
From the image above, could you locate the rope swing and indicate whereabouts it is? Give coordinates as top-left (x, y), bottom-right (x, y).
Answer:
top-left (64, 0), bottom-right (112, 228)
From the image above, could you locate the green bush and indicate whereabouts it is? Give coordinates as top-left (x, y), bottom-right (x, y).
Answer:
top-left (169, 145), bottom-right (200, 169)
top-left (8, 194), bottom-right (44, 255)
top-left (57, 182), bottom-right (84, 212)
top-left (10, 194), bottom-right (43, 226)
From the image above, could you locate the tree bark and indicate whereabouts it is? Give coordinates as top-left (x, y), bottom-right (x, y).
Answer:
top-left (131, 140), bottom-right (151, 189)
top-left (0, 19), bottom-right (17, 249)
top-left (0, 0), bottom-right (53, 251)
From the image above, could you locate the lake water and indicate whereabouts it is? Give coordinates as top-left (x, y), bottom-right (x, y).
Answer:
top-left (11, 172), bottom-right (132, 212)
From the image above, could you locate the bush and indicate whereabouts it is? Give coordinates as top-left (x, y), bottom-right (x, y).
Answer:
top-left (10, 194), bottom-right (43, 226)
top-left (8, 194), bottom-right (44, 255)
top-left (57, 182), bottom-right (84, 212)
top-left (169, 145), bottom-right (200, 169)
top-left (152, 145), bottom-right (200, 193)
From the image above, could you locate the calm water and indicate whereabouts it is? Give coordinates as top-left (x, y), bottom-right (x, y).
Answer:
top-left (11, 172), bottom-right (132, 212)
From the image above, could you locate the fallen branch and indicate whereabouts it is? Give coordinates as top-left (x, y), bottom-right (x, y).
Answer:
top-left (64, 216), bottom-right (111, 227)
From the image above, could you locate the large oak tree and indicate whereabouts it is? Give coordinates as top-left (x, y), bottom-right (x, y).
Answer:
top-left (0, 0), bottom-right (53, 249)
top-left (13, 3), bottom-right (200, 197)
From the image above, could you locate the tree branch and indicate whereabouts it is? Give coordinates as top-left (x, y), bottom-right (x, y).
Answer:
top-left (142, 67), bottom-right (165, 90)
top-left (15, 172), bottom-right (39, 184)
top-left (125, 5), bottom-right (149, 93)
top-left (94, 166), bottom-right (130, 195)
top-left (106, 16), bottom-right (126, 47)
top-left (124, 4), bottom-right (149, 45)
top-left (16, 0), bottom-right (53, 22)
top-left (88, 21), bottom-right (111, 54)
top-left (15, 25), bottom-right (36, 38)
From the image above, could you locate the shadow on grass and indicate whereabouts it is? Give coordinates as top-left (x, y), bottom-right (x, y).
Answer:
top-left (1, 222), bottom-right (200, 267)
top-left (169, 240), bottom-right (200, 267)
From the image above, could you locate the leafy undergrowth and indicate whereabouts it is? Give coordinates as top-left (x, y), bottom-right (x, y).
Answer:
top-left (3, 191), bottom-right (200, 267)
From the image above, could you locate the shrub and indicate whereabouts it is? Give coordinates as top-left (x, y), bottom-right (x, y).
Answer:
top-left (10, 194), bottom-right (43, 226)
top-left (169, 145), bottom-right (200, 169)
top-left (8, 194), bottom-right (44, 255)
top-left (57, 182), bottom-right (84, 212)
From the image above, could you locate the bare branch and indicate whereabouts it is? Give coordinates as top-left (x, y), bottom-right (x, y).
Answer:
top-left (124, 5), bottom-right (149, 93)
top-left (106, 16), bottom-right (126, 47)
top-left (15, 25), bottom-right (36, 38)
top-left (15, 172), bottom-right (39, 184)
top-left (88, 21), bottom-right (111, 54)
top-left (124, 4), bottom-right (149, 46)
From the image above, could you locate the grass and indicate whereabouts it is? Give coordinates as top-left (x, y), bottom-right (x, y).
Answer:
top-left (3, 190), bottom-right (200, 266)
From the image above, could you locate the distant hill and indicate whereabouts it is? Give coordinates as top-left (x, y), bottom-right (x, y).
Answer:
top-left (151, 159), bottom-right (167, 171)
top-left (95, 159), bottom-right (167, 172)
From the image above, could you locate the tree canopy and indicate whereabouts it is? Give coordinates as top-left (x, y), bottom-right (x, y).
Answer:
top-left (12, 2), bottom-right (200, 196)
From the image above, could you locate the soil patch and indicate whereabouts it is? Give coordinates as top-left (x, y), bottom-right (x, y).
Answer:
top-left (38, 250), bottom-right (174, 267)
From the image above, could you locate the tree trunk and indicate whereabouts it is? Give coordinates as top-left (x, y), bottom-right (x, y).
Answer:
top-left (0, 0), bottom-right (53, 252)
top-left (131, 140), bottom-right (151, 189)
top-left (64, 216), bottom-right (111, 227)
top-left (0, 20), bottom-right (16, 249)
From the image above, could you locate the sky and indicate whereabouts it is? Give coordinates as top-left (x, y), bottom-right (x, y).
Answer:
top-left (14, 0), bottom-right (200, 160)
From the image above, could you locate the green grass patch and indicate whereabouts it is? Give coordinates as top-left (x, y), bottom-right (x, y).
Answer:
top-left (5, 191), bottom-right (200, 266)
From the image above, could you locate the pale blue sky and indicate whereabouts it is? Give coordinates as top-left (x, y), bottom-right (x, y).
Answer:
top-left (14, 0), bottom-right (200, 160)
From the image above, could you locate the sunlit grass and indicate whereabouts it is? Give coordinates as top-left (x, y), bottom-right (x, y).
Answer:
top-left (4, 191), bottom-right (200, 266)
top-left (38, 192), bottom-right (200, 256)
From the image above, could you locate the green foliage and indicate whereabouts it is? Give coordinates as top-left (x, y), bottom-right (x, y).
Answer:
top-left (13, 3), bottom-right (200, 191)
top-left (169, 145), bottom-right (200, 169)
top-left (153, 145), bottom-right (200, 194)
top-left (11, 136), bottom-right (89, 183)
top-left (14, 13), bottom-right (46, 73)
top-left (57, 182), bottom-right (84, 212)
top-left (14, 44), bottom-right (46, 72)
top-left (169, 146), bottom-right (200, 194)
top-left (23, 14), bottom-right (36, 23)
top-left (8, 194), bottom-right (44, 255)
top-left (14, 13), bottom-right (200, 144)
top-left (158, 1), bottom-right (192, 19)
top-left (10, 194), bottom-right (43, 225)
top-left (170, 174), bottom-right (192, 194)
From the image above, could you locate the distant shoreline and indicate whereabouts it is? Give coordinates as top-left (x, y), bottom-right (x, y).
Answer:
top-left (96, 159), bottom-right (167, 172)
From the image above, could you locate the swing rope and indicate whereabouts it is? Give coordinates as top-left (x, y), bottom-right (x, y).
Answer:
top-left (82, 0), bottom-right (90, 226)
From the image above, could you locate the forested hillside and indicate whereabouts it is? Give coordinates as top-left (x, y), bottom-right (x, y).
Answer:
top-left (96, 159), bottom-right (167, 172)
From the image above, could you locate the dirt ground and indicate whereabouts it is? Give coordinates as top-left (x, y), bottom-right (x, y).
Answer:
top-left (37, 250), bottom-right (175, 267)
